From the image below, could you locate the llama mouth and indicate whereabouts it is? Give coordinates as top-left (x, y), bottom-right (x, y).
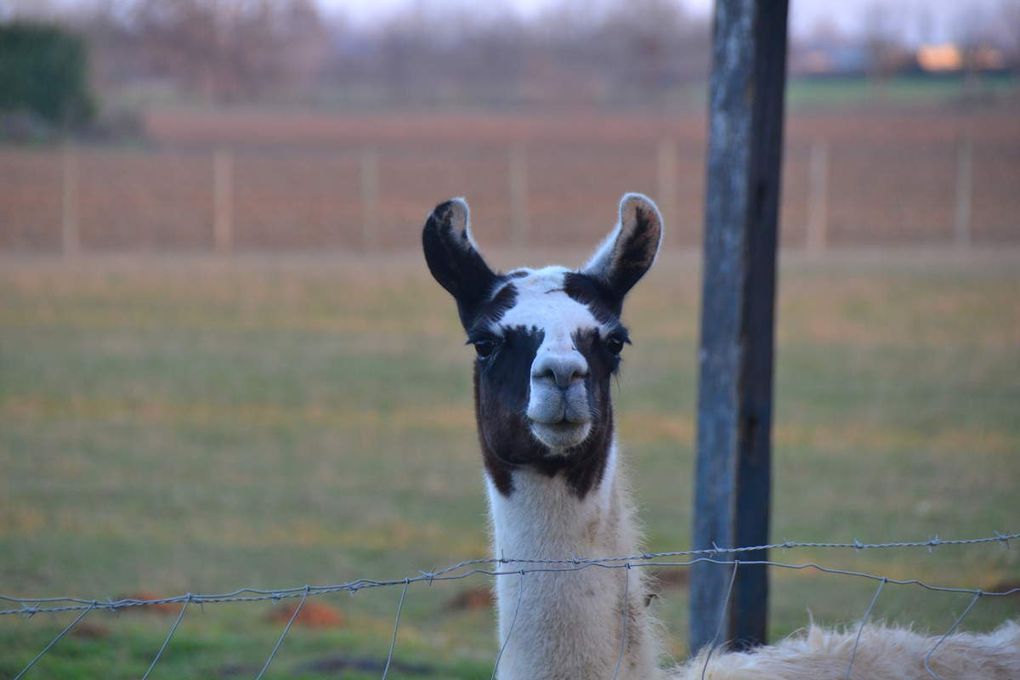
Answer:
top-left (529, 419), bottom-right (592, 450)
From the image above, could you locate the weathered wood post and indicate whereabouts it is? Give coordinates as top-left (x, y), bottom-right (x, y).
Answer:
top-left (690, 0), bottom-right (789, 655)
top-left (657, 137), bottom-right (679, 236)
top-left (806, 138), bottom-right (829, 252)
top-left (61, 142), bottom-right (80, 257)
top-left (213, 148), bottom-right (234, 254)
top-left (361, 148), bottom-right (380, 252)
top-left (508, 143), bottom-right (530, 248)
top-left (953, 134), bottom-right (972, 247)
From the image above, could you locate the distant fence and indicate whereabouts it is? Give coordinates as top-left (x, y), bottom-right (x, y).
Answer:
top-left (1, 137), bottom-right (1018, 254)
top-left (3, 531), bottom-right (1018, 680)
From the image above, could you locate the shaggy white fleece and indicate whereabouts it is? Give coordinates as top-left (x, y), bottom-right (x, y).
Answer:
top-left (672, 621), bottom-right (1020, 680)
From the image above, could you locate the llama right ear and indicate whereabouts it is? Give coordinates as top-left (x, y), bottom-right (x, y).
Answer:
top-left (583, 193), bottom-right (663, 300)
top-left (422, 198), bottom-right (497, 327)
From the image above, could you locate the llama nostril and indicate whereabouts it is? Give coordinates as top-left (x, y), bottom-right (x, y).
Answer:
top-left (535, 367), bottom-right (557, 385)
top-left (563, 368), bottom-right (587, 388)
top-left (532, 354), bottom-right (588, 390)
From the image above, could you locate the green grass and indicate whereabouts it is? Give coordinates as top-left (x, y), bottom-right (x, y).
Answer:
top-left (1, 250), bottom-right (1018, 677)
top-left (785, 74), bottom-right (1019, 109)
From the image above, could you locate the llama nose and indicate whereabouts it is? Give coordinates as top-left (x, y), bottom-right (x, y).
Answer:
top-left (532, 352), bottom-right (588, 389)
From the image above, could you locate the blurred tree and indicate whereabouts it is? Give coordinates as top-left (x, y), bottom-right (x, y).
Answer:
top-left (1000, 1), bottom-right (1020, 68)
top-left (2, 0), bottom-right (717, 109)
top-left (862, 1), bottom-right (907, 90)
top-left (131, 0), bottom-right (328, 103)
top-left (0, 22), bottom-right (96, 125)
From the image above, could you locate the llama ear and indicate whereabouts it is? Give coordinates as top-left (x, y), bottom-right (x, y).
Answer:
top-left (422, 197), bottom-right (498, 327)
top-left (583, 193), bottom-right (662, 299)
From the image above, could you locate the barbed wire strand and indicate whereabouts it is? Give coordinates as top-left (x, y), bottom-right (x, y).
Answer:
top-left (3, 530), bottom-right (1016, 618)
top-left (380, 579), bottom-right (410, 680)
top-left (923, 590), bottom-right (983, 680)
top-left (701, 560), bottom-right (741, 680)
top-left (140, 595), bottom-right (190, 680)
top-left (611, 565), bottom-right (631, 680)
top-left (2, 554), bottom-right (1017, 621)
top-left (254, 585), bottom-right (309, 680)
top-left (845, 577), bottom-right (886, 680)
top-left (12, 601), bottom-right (96, 680)
top-left (489, 571), bottom-right (525, 680)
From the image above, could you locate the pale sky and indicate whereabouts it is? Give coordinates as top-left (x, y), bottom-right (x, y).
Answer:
top-left (8, 0), bottom-right (1013, 43)
top-left (318, 0), bottom-right (1012, 43)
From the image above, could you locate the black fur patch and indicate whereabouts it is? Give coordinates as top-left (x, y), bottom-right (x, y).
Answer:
top-left (474, 326), bottom-right (543, 495)
top-left (563, 272), bottom-right (624, 321)
top-left (474, 324), bottom-right (618, 499)
top-left (422, 201), bottom-right (497, 330)
top-left (469, 282), bottom-right (518, 334)
top-left (609, 206), bottom-right (659, 296)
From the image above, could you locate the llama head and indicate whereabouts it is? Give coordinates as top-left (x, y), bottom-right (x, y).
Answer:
top-left (422, 194), bottom-right (662, 497)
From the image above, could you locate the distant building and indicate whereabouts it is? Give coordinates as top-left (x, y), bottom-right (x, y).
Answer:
top-left (916, 44), bottom-right (963, 72)
top-left (791, 41), bottom-right (1014, 78)
top-left (915, 43), bottom-right (1010, 75)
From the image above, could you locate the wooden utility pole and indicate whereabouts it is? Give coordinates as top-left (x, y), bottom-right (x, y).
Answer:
top-left (361, 149), bottom-right (380, 252)
top-left (690, 0), bottom-right (789, 655)
top-left (806, 139), bottom-right (829, 252)
top-left (953, 135), bottom-right (972, 247)
top-left (657, 137), bottom-right (679, 235)
top-left (509, 143), bottom-right (530, 248)
top-left (61, 143), bottom-right (80, 257)
top-left (213, 149), bottom-right (234, 254)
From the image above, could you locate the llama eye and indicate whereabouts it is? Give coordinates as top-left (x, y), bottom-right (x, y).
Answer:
top-left (473, 338), bottom-right (497, 358)
top-left (606, 335), bottom-right (625, 355)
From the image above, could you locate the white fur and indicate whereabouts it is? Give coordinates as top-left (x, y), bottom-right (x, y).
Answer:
top-left (672, 621), bottom-right (1020, 679)
top-left (445, 196), bottom-right (482, 251)
top-left (487, 443), bottom-right (661, 680)
top-left (496, 266), bottom-right (604, 339)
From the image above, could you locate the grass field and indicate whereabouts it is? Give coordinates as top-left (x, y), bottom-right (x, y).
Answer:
top-left (785, 74), bottom-right (1019, 109)
top-left (1, 249), bottom-right (1019, 678)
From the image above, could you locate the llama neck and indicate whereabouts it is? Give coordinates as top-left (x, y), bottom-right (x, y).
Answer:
top-left (485, 442), bottom-right (662, 680)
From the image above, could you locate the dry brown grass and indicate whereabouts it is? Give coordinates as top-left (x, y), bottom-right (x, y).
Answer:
top-left (1, 110), bottom-right (1018, 251)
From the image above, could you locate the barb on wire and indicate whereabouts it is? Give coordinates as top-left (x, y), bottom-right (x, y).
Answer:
top-left (381, 579), bottom-right (410, 680)
top-left (701, 561), bottom-right (740, 680)
top-left (993, 532), bottom-right (1010, 550)
top-left (923, 591), bottom-right (983, 680)
top-left (845, 577), bottom-right (886, 680)
top-left (13, 601), bottom-right (96, 680)
top-left (141, 595), bottom-right (190, 680)
top-left (254, 585), bottom-right (310, 680)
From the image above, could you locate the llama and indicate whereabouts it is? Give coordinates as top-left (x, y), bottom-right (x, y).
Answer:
top-left (421, 194), bottom-right (1020, 680)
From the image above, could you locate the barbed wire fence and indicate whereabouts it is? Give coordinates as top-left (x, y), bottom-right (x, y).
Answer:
top-left (3, 531), bottom-right (1018, 680)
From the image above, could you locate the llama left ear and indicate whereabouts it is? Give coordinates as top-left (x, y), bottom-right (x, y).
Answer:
top-left (583, 193), bottom-right (663, 299)
top-left (422, 197), bottom-right (498, 329)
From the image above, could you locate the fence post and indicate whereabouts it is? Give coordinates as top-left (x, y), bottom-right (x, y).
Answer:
top-left (806, 139), bottom-right (829, 252)
top-left (361, 148), bottom-right (380, 252)
top-left (691, 0), bottom-right (788, 655)
top-left (61, 143), bottom-right (79, 257)
top-left (509, 143), bottom-right (529, 249)
top-left (213, 149), bottom-right (234, 254)
top-left (953, 135), bottom-right (972, 248)
top-left (657, 138), bottom-right (678, 238)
